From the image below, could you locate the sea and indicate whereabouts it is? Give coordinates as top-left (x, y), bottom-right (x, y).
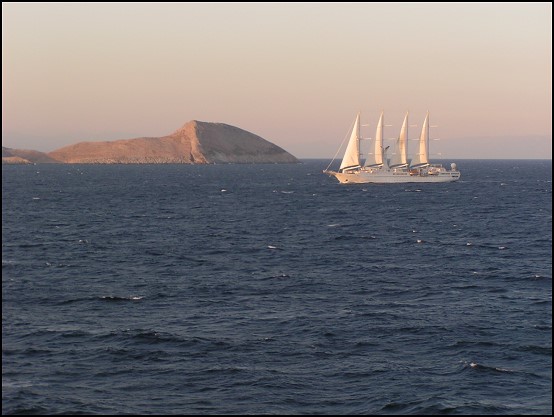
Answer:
top-left (2, 159), bottom-right (552, 415)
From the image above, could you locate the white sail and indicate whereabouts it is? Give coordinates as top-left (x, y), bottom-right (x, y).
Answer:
top-left (390, 112), bottom-right (408, 167)
top-left (410, 112), bottom-right (429, 167)
top-left (339, 113), bottom-right (361, 171)
top-left (364, 112), bottom-right (384, 167)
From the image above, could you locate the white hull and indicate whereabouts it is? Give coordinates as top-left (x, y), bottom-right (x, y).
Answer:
top-left (325, 167), bottom-right (460, 184)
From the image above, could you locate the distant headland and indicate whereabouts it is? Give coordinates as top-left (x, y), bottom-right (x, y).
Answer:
top-left (2, 121), bottom-right (298, 164)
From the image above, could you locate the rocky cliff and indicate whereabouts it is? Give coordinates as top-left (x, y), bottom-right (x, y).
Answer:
top-left (47, 121), bottom-right (298, 164)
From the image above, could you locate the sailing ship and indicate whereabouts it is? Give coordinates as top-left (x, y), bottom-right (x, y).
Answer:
top-left (324, 112), bottom-right (461, 184)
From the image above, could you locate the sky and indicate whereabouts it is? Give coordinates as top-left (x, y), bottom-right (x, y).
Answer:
top-left (2, 2), bottom-right (552, 159)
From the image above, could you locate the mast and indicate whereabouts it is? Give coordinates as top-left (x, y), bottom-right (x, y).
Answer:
top-left (410, 112), bottom-right (430, 168)
top-left (390, 112), bottom-right (408, 168)
top-left (363, 111), bottom-right (384, 167)
top-left (339, 113), bottom-right (361, 172)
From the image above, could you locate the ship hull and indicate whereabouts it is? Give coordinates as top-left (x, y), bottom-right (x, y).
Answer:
top-left (325, 169), bottom-right (461, 184)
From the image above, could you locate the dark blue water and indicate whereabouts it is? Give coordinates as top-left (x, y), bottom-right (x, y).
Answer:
top-left (2, 160), bottom-right (552, 415)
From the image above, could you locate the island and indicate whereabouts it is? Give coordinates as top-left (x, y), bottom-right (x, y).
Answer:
top-left (2, 121), bottom-right (298, 164)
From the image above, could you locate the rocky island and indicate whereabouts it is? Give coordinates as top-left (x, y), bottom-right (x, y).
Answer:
top-left (3, 121), bottom-right (298, 164)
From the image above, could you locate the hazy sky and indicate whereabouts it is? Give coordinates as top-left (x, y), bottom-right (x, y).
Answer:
top-left (2, 2), bottom-right (552, 158)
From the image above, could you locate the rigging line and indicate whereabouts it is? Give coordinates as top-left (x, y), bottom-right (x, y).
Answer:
top-left (325, 116), bottom-right (357, 172)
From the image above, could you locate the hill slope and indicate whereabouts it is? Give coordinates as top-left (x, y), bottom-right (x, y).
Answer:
top-left (2, 147), bottom-right (60, 164)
